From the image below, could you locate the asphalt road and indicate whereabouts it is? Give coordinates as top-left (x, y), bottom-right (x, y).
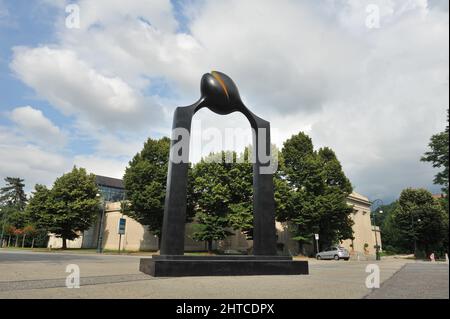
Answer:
top-left (365, 262), bottom-right (449, 299)
top-left (0, 249), bottom-right (448, 299)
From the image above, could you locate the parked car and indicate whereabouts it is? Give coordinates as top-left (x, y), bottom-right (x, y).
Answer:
top-left (316, 246), bottom-right (350, 260)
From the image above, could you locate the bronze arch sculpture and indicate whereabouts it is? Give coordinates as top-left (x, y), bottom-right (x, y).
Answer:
top-left (140, 71), bottom-right (309, 276)
top-left (160, 71), bottom-right (276, 256)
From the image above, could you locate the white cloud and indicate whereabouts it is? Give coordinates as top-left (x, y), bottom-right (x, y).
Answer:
top-left (0, 123), bottom-right (129, 193)
top-left (9, 106), bottom-right (66, 147)
top-left (10, 46), bottom-right (166, 132)
top-left (184, 0), bottom-right (448, 200)
top-left (73, 154), bottom-right (127, 179)
top-left (75, 0), bottom-right (177, 33)
top-left (5, 0), bottom-right (449, 201)
top-left (0, 126), bottom-right (71, 190)
top-left (94, 133), bottom-right (144, 158)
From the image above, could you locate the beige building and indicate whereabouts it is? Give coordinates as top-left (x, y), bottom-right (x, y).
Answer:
top-left (48, 176), bottom-right (381, 258)
top-left (341, 192), bottom-right (381, 256)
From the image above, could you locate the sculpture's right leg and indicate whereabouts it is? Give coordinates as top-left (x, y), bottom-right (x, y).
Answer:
top-left (252, 117), bottom-right (277, 256)
top-left (160, 105), bottom-right (197, 255)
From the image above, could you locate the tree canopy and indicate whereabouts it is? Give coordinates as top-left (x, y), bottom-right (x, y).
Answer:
top-left (123, 137), bottom-right (176, 245)
top-left (26, 167), bottom-right (99, 249)
top-left (0, 177), bottom-right (28, 243)
top-left (190, 151), bottom-right (253, 250)
top-left (280, 132), bottom-right (354, 252)
top-left (388, 188), bottom-right (447, 257)
top-left (421, 110), bottom-right (449, 198)
top-left (0, 177), bottom-right (27, 210)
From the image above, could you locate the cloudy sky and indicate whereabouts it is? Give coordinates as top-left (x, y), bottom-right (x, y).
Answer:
top-left (0, 0), bottom-right (448, 203)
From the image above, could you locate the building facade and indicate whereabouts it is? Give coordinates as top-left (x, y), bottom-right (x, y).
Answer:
top-left (340, 192), bottom-right (381, 257)
top-left (48, 176), bottom-right (381, 258)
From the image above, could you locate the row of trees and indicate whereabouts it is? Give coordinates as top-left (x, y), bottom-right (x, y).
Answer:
top-left (379, 188), bottom-right (448, 257)
top-left (124, 131), bottom-right (355, 253)
top-left (376, 110), bottom-right (449, 257)
top-left (0, 177), bottom-right (37, 248)
top-left (0, 168), bottom-right (100, 249)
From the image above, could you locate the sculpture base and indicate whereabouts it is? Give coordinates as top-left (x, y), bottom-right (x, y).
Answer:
top-left (139, 255), bottom-right (309, 277)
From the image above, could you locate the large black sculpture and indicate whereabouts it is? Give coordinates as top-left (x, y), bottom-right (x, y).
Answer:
top-left (140, 71), bottom-right (308, 276)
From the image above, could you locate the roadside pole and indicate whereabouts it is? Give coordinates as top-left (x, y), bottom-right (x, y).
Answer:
top-left (315, 233), bottom-right (319, 254)
top-left (118, 233), bottom-right (122, 254)
top-left (118, 217), bottom-right (126, 254)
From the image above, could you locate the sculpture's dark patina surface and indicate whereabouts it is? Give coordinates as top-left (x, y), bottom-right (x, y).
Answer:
top-left (160, 71), bottom-right (276, 256)
top-left (140, 72), bottom-right (309, 276)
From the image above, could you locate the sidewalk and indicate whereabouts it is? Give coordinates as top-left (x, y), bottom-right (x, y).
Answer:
top-left (365, 262), bottom-right (449, 299)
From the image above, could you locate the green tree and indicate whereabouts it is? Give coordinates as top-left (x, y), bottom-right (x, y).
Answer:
top-left (192, 213), bottom-right (233, 252)
top-left (317, 148), bottom-right (354, 246)
top-left (123, 137), bottom-right (171, 247)
top-left (421, 110), bottom-right (449, 198)
top-left (191, 152), bottom-right (235, 251)
top-left (374, 201), bottom-right (404, 253)
top-left (39, 167), bottom-right (99, 249)
top-left (0, 177), bottom-right (28, 236)
top-left (226, 150), bottom-right (253, 237)
top-left (391, 188), bottom-right (447, 257)
top-left (0, 204), bottom-right (27, 243)
top-left (26, 184), bottom-right (53, 235)
top-left (280, 132), bottom-right (354, 253)
top-left (273, 154), bottom-right (295, 224)
top-left (24, 184), bottom-right (55, 248)
top-left (190, 150), bottom-right (257, 251)
top-left (0, 177), bottom-right (27, 210)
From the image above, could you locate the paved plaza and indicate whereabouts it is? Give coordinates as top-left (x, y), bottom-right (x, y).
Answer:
top-left (0, 249), bottom-right (448, 299)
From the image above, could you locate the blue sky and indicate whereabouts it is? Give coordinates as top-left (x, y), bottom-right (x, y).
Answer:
top-left (0, 1), bottom-right (84, 155)
top-left (0, 0), bottom-right (448, 204)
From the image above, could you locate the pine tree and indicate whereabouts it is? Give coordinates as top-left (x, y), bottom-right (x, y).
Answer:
top-left (0, 177), bottom-right (27, 210)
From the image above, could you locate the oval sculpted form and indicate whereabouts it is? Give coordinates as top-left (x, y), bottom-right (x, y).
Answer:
top-left (200, 71), bottom-right (243, 115)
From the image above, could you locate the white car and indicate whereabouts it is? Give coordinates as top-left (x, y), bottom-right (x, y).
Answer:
top-left (316, 246), bottom-right (350, 260)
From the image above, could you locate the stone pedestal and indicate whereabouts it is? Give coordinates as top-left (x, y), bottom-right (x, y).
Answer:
top-left (140, 255), bottom-right (309, 277)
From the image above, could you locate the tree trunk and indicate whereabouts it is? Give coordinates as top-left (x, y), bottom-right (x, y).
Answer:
top-left (15, 235), bottom-right (19, 247)
top-left (62, 237), bottom-right (67, 250)
top-left (207, 240), bottom-right (213, 253)
top-left (8, 236), bottom-right (11, 247)
top-left (22, 234), bottom-right (26, 248)
top-left (298, 241), bottom-right (304, 256)
top-left (31, 238), bottom-right (35, 249)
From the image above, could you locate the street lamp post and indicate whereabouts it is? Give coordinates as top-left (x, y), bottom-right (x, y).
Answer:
top-left (371, 199), bottom-right (384, 261)
top-left (411, 213), bottom-right (422, 258)
top-left (96, 193), bottom-right (106, 254)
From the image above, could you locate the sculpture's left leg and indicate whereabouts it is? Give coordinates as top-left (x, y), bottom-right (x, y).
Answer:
top-left (160, 104), bottom-right (197, 255)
